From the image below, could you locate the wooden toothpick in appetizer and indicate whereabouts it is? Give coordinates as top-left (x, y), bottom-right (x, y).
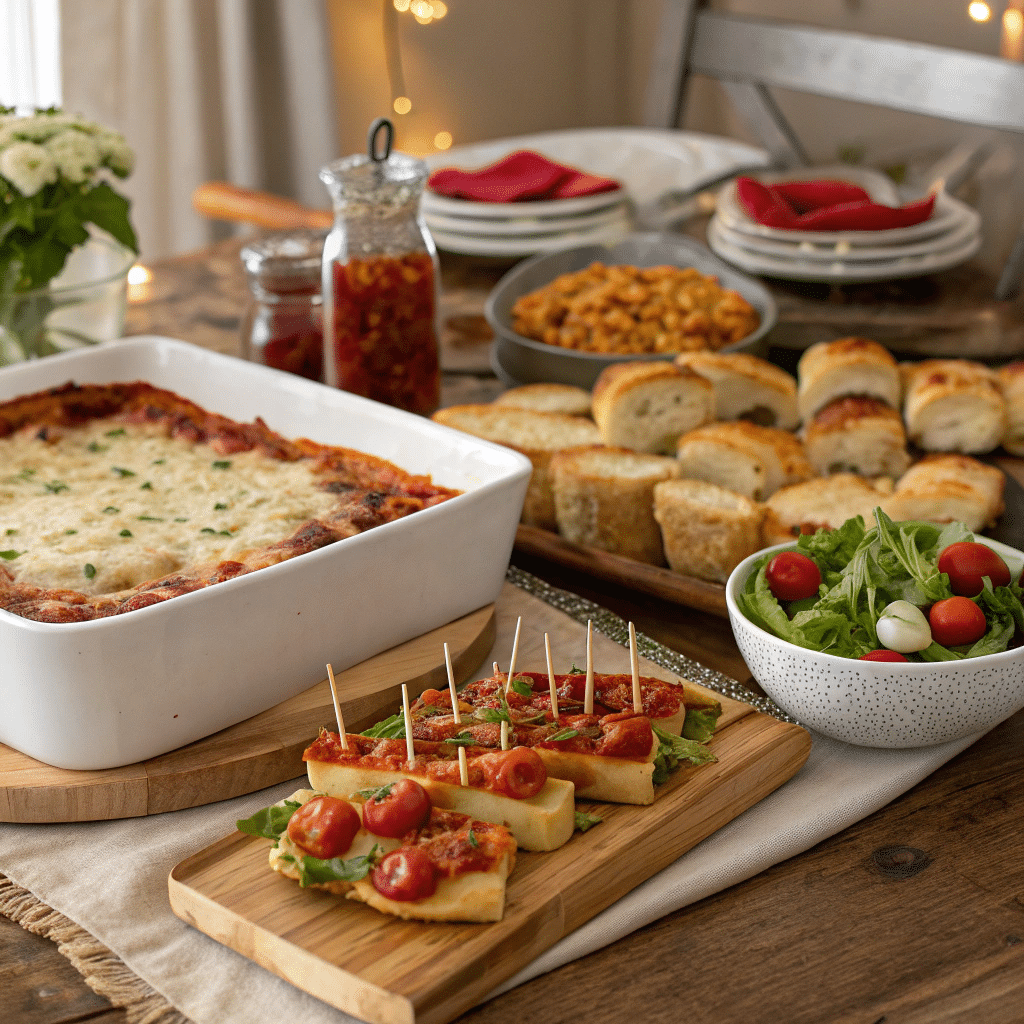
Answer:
top-left (545, 632), bottom-right (559, 722)
top-left (505, 615), bottom-right (522, 693)
top-left (401, 683), bottom-right (415, 764)
top-left (326, 663), bottom-right (349, 750)
top-left (585, 619), bottom-right (594, 716)
top-left (629, 621), bottom-right (641, 713)
top-left (444, 642), bottom-right (461, 725)
top-left (458, 744), bottom-right (469, 787)
top-left (500, 719), bottom-right (509, 751)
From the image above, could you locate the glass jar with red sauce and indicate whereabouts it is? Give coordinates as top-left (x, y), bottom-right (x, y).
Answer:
top-left (240, 229), bottom-right (326, 381)
top-left (319, 120), bottom-right (440, 415)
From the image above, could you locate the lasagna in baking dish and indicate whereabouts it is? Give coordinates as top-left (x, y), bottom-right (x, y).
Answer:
top-left (0, 381), bottom-right (460, 623)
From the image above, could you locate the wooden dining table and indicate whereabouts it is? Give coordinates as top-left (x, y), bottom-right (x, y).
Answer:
top-left (4, 229), bottom-right (1024, 1024)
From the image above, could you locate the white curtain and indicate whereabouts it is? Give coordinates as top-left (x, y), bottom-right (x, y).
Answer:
top-left (60, 0), bottom-right (339, 260)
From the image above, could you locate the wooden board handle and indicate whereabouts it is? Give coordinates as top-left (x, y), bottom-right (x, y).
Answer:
top-left (192, 181), bottom-right (333, 230)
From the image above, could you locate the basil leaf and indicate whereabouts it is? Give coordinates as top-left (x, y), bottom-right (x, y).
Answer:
top-left (476, 706), bottom-right (511, 724)
top-left (0, 549), bottom-right (23, 560)
top-left (297, 846), bottom-right (380, 887)
top-left (467, 829), bottom-right (478, 848)
top-left (509, 677), bottom-right (533, 698)
top-left (545, 727), bottom-right (579, 742)
top-left (361, 712), bottom-right (408, 739)
top-left (111, 466), bottom-right (135, 477)
top-left (236, 799), bottom-right (301, 839)
top-left (574, 811), bottom-right (602, 832)
top-left (444, 731), bottom-right (477, 746)
top-left (83, 563), bottom-right (96, 578)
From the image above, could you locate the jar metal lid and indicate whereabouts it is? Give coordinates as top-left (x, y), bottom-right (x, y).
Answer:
top-left (240, 229), bottom-right (327, 284)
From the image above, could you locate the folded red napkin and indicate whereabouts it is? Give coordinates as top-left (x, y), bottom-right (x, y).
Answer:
top-left (736, 176), bottom-right (935, 231)
top-left (428, 150), bottom-right (621, 203)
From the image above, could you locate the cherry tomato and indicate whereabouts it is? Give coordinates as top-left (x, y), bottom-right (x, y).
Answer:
top-left (937, 542), bottom-right (1011, 597)
top-left (286, 796), bottom-right (360, 859)
top-left (765, 551), bottom-right (821, 602)
top-left (928, 597), bottom-right (988, 648)
top-left (371, 846), bottom-right (437, 902)
top-left (474, 747), bottom-right (547, 799)
top-left (859, 650), bottom-right (909, 662)
top-left (362, 779), bottom-right (431, 838)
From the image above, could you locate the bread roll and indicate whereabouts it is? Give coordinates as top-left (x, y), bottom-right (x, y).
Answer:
top-left (549, 445), bottom-right (679, 565)
top-left (652, 479), bottom-right (765, 583)
top-left (493, 383), bottom-right (592, 418)
top-left (880, 454), bottom-right (1005, 531)
top-left (803, 396), bottom-right (911, 478)
top-left (675, 421), bottom-right (814, 501)
top-left (673, 351), bottom-right (799, 430)
top-left (591, 361), bottom-right (714, 455)
top-left (997, 361), bottom-right (1024, 456)
top-left (763, 473), bottom-right (895, 544)
top-left (797, 337), bottom-right (901, 420)
top-left (901, 359), bottom-right (1007, 455)
top-left (432, 405), bottom-right (600, 529)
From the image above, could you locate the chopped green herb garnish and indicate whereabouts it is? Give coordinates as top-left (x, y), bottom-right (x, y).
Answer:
top-left (139, 481), bottom-right (153, 490)
top-left (546, 727), bottom-right (579, 742)
top-left (174, 516), bottom-right (188, 522)
top-left (219, 529), bottom-right (232, 536)
top-left (356, 783), bottom-right (395, 801)
top-left (212, 460), bottom-right (232, 470)
top-left (111, 466), bottom-right (135, 477)
top-left (18, 468), bottom-right (36, 478)
top-left (65, 529), bottom-right (77, 535)
top-left (200, 527), bottom-right (217, 534)
top-left (0, 549), bottom-right (24, 560)
top-left (467, 829), bottom-right (479, 848)
top-left (44, 480), bottom-right (69, 493)
top-left (83, 563), bottom-right (96, 579)
top-left (119, 529), bottom-right (133, 538)
top-left (87, 441), bottom-right (107, 453)
top-left (103, 506), bottom-right (119, 514)
top-left (104, 428), bottom-right (126, 437)
top-left (236, 799), bottom-right (302, 840)
top-left (570, 663), bottom-right (585, 674)
top-left (443, 731), bottom-right (477, 746)
top-left (214, 502), bottom-right (227, 510)
top-left (152, 458), bottom-right (165, 465)
top-left (4, 528), bottom-right (15, 536)
top-left (575, 811), bottom-right (602, 832)
top-left (137, 515), bottom-right (164, 522)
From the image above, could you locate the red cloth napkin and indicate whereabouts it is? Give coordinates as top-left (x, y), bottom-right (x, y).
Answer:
top-left (427, 150), bottom-right (621, 203)
top-left (736, 176), bottom-right (935, 231)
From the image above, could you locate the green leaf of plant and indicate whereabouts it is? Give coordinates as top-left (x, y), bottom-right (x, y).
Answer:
top-left (574, 811), bottom-right (602, 832)
top-left (236, 799), bottom-right (301, 840)
top-left (77, 181), bottom-right (139, 253)
top-left (296, 846), bottom-right (380, 887)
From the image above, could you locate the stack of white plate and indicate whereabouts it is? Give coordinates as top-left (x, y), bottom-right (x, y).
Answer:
top-left (707, 166), bottom-right (982, 283)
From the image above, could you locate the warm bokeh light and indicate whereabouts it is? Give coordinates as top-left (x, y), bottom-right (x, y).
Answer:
top-left (1006, 7), bottom-right (1024, 31)
top-left (434, 131), bottom-right (453, 150)
top-left (968, 1), bottom-right (991, 21)
top-left (412, 0), bottom-right (433, 23)
top-left (393, 96), bottom-right (412, 114)
top-left (392, 0), bottom-right (411, 11)
top-left (126, 263), bottom-right (152, 303)
top-left (433, 1), bottom-right (447, 17)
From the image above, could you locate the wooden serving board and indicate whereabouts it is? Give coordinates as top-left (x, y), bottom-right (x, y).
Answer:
top-left (168, 690), bottom-right (811, 1024)
top-left (0, 604), bottom-right (495, 824)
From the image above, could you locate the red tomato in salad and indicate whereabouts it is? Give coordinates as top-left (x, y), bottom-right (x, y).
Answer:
top-left (286, 796), bottom-right (360, 859)
top-left (362, 779), bottom-right (431, 838)
top-left (371, 846), bottom-right (438, 902)
top-left (937, 542), bottom-right (1011, 597)
top-left (859, 650), bottom-right (909, 662)
top-left (928, 597), bottom-right (987, 647)
top-left (765, 551), bottom-right (822, 602)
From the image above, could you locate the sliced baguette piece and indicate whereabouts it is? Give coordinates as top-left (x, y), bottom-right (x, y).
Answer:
top-left (803, 396), bottom-right (911, 478)
top-left (533, 737), bottom-right (658, 806)
top-left (305, 757), bottom-right (576, 852)
top-left (652, 478), bottom-right (765, 583)
top-left (591, 360), bottom-right (715, 454)
top-left (432, 404), bottom-right (600, 529)
top-left (762, 473), bottom-right (894, 544)
top-left (493, 382), bottom-right (592, 417)
top-left (674, 350), bottom-right (799, 430)
top-left (675, 421), bottom-right (815, 500)
top-left (549, 444), bottom-right (679, 564)
top-left (797, 337), bottom-right (901, 421)
top-left (997, 361), bottom-right (1024, 456)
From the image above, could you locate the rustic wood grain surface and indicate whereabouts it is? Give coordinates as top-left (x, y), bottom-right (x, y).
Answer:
top-left (4, 233), bottom-right (1024, 1024)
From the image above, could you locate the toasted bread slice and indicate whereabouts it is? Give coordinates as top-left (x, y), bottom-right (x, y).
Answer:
top-left (797, 337), bottom-right (901, 421)
top-left (803, 396), bottom-right (910, 478)
top-left (493, 383), bottom-right (593, 417)
top-left (763, 473), bottom-right (894, 544)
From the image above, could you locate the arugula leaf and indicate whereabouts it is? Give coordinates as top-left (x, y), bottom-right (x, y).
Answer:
top-left (574, 811), bottom-right (602, 832)
top-left (652, 725), bottom-right (717, 785)
top-left (361, 712), bottom-right (407, 739)
top-left (443, 731), bottom-right (478, 746)
top-left (545, 727), bottom-right (579, 742)
top-left (296, 846), bottom-right (380, 888)
top-left (236, 799), bottom-right (301, 840)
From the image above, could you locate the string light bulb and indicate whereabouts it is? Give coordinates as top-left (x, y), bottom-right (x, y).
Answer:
top-left (434, 131), bottom-right (452, 150)
top-left (393, 96), bottom-right (412, 115)
top-left (968, 1), bottom-right (991, 21)
top-left (392, 0), bottom-right (411, 11)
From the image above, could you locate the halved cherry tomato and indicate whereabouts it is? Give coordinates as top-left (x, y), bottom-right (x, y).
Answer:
top-left (473, 747), bottom-right (547, 799)
top-left (362, 779), bottom-right (431, 838)
top-left (929, 596), bottom-right (988, 648)
top-left (859, 650), bottom-right (909, 662)
top-left (937, 542), bottom-right (1011, 597)
top-left (765, 551), bottom-right (821, 602)
top-left (286, 796), bottom-right (360, 859)
top-left (371, 846), bottom-right (438, 902)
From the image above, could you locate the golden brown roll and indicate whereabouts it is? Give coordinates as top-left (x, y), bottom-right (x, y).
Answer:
top-left (432, 405), bottom-right (601, 529)
top-left (997, 361), bottom-right (1024, 456)
top-left (880, 454), bottom-right (1005, 531)
top-left (549, 445), bottom-right (679, 565)
top-left (591, 361), bottom-right (715, 454)
top-left (797, 337), bottom-right (901, 421)
top-left (901, 359), bottom-right (1007, 454)
top-left (673, 351), bottom-right (799, 430)
top-left (763, 474), bottom-right (895, 544)
top-left (652, 478), bottom-right (765, 583)
top-left (803, 396), bottom-right (911, 478)
top-left (492, 383), bottom-right (592, 418)
top-left (675, 421), bottom-right (815, 501)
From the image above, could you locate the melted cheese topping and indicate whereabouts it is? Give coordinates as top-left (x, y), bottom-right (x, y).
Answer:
top-left (0, 421), bottom-right (338, 596)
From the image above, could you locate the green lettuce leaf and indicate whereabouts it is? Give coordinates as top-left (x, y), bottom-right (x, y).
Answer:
top-left (652, 725), bottom-right (716, 785)
top-left (682, 707), bottom-right (721, 743)
top-left (236, 800), bottom-right (301, 840)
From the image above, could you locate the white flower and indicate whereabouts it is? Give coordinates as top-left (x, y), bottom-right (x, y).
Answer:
top-left (44, 128), bottom-right (101, 183)
top-left (0, 141), bottom-right (58, 196)
top-left (95, 130), bottom-right (134, 177)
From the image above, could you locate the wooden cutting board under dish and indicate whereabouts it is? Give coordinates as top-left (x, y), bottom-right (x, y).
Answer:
top-left (168, 684), bottom-right (810, 1024)
top-left (0, 604), bottom-right (495, 824)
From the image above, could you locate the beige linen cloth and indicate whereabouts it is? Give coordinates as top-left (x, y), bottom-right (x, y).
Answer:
top-left (0, 578), bottom-right (982, 1024)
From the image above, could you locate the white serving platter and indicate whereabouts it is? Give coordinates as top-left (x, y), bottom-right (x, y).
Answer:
top-left (0, 337), bottom-right (531, 770)
top-left (422, 200), bottom-right (631, 238)
top-left (428, 211), bottom-right (633, 257)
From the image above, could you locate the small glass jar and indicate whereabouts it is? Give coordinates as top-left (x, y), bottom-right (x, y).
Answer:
top-left (240, 229), bottom-right (326, 381)
top-left (319, 131), bottom-right (440, 415)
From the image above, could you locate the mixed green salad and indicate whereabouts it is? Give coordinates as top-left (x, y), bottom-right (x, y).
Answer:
top-left (738, 508), bottom-right (1024, 661)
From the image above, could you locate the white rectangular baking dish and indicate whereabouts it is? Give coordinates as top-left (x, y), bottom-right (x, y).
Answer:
top-left (0, 336), bottom-right (531, 770)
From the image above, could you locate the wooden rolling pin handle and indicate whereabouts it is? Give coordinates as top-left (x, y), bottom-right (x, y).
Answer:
top-left (192, 181), bottom-right (333, 230)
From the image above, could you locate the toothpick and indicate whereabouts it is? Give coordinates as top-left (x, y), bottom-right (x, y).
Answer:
top-left (584, 619), bottom-right (594, 716)
top-left (326, 664), bottom-right (348, 751)
top-left (506, 615), bottom-right (522, 692)
top-left (401, 683), bottom-right (415, 765)
top-left (458, 744), bottom-right (469, 787)
top-left (500, 719), bottom-right (509, 751)
top-left (629, 621), bottom-right (641, 714)
top-left (444, 642), bottom-right (461, 725)
top-left (545, 632), bottom-right (559, 722)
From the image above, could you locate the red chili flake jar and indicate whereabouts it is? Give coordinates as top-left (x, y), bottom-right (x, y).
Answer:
top-left (240, 229), bottom-right (326, 381)
top-left (319, 124), bottom-right (440, 415)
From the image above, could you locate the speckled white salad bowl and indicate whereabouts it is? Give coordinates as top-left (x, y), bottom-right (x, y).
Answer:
top-left (726, 537), bottom-right (1024, 748)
